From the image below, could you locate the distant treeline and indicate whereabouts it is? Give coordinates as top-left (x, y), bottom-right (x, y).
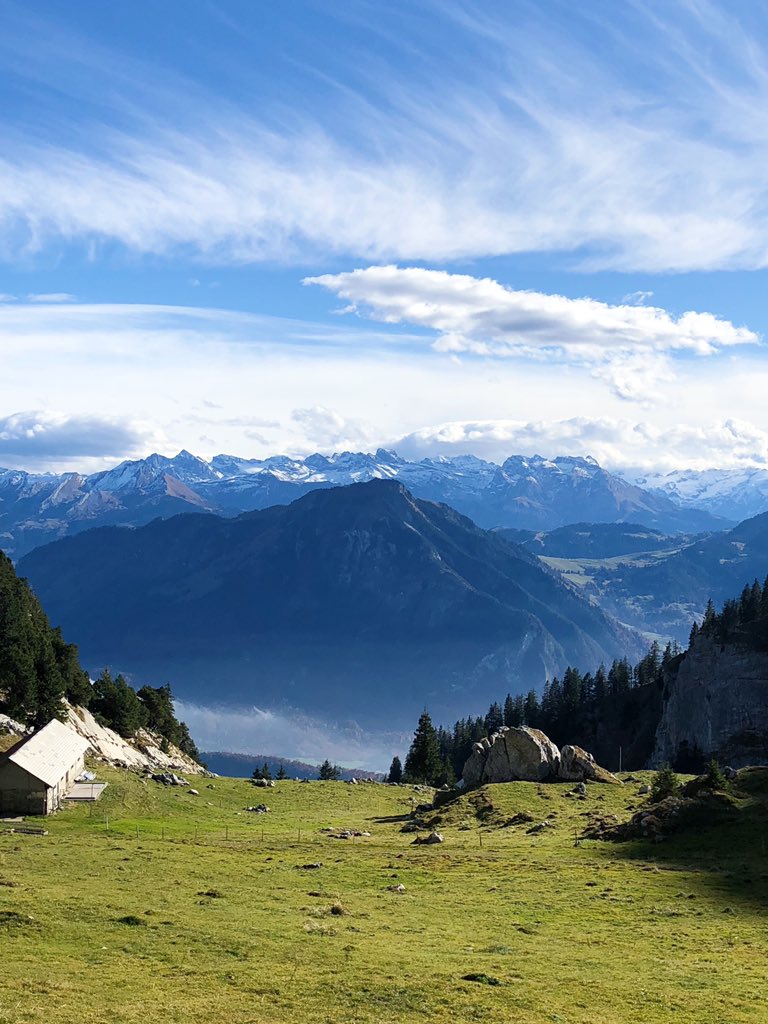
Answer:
top-left (0, 552), bottom-right (199, 760)
top-left (402, 576), bottom-right (768, 782)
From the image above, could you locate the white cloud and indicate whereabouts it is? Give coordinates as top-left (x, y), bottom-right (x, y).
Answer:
top-left (2, 297), bottom-right (767, 474)
top-left (290, 407), bottom-right (370, 449)
top-left (174, 700), bottom-right (406, 771)
top-left (307, 266), bottom-right (758, 401)
top-left (0, 293), bottom-right (16, 302)
top-left (0, 410), bottom-right (164, 467)
top-left (622, 291), bottom-right (654, 306)
top-left (26, 292), bottom-right (76, 303)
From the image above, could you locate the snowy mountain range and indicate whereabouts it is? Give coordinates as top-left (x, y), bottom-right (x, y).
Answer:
top-left (630, 467), bottom-right (768, 523)
top-left (0, 448), bottom-right (744, 559)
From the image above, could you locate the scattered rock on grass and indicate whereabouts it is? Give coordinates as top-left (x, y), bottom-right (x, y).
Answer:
top-left (412, 831), bottom-right (444, 845)
top-left (151, 772), bottom-right (188, 787)
top-left (526, 821), bottom-right (552, 835)
top-left (0, 910), bottom-right (36, 929)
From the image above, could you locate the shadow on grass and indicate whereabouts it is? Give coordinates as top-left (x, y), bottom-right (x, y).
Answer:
top-left (604, 767), bottom-right (768, 911)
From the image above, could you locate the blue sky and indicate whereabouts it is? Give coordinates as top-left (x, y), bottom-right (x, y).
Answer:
top-left (2, 0), bottom-right (768, 473)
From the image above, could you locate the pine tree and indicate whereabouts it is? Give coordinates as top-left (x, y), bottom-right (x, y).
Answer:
top-left (562, 666), bottom-right (583, 711)
top-left (688, 620), bottom-right (699, 648)
top-left (276, 764), bottom-right (288, 780)
top-left (404, 710), bottom-right (443, 785)
top-left (319, 759), bottom-right (341, 781)
top-left (387, 755), bottom-right (403, 784)
top-left (484, 701), bottom-right (504, 735)
top-left (252, 764), bottom-right (264, 781)
top-left (523, 690), bottom-right (539, 727)
top-left (261, 760), bottom-right (272, 781)
top-left (91, 670), bottom-right (147, 738)
top-left (650, 764), bottom-right (679, 802)
top-left (593, 664), bottom-right (608, 702)
top-left (702, 598), bottom-right (717, 634)
top-left (503, 693), bottom-right (515, 726)
top-left (704, 758), bottom-right (728, 790)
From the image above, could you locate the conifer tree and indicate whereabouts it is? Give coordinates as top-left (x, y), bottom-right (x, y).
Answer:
top-left (276, 764), bottom-right (288, 780)
top-left (404, 710), bottom-right (442, 785)
top-left (387, 755), bottom-right (403, 784)
top-left (503, 693), bottom-right (515, 727)
top-left (523, 690), bottom-right (539, 727)
top-left (593, 664), bottom-right (608, 702)
top-left (319, 759), bottom-right (341, 781)
top-left (484, 701), bottom-right (504, 735)
top-left (91, 669), bottom-right (147, 738)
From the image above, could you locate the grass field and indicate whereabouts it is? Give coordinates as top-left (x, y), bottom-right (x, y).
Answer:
top-left (1, 766), bottom-right (767, 1024)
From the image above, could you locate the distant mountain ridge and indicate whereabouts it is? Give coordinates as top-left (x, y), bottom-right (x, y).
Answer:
top-left (629, 466), bottom-right (768, 522)
top-left (202, 751), bottom-right (382, 781)
top-left (1, 448), bottom-right (729, 558)
top-left (580, 511), bottom-right (768, 642)
top-left (17, 480), bottom-right (641, 728)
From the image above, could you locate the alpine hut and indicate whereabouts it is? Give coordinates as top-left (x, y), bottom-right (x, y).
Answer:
top-left (0, 719), bottom-right (90, 816)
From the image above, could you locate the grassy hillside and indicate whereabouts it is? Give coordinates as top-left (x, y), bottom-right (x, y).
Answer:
top-left (1, 767), bottom-right (766, 1024)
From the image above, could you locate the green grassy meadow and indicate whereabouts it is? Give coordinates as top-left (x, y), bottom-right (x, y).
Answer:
top-left (1, 766), bottom-right (767, 1024)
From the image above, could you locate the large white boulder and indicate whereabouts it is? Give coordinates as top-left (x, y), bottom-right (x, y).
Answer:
top-left (462, 726), bottom-right (561, 785)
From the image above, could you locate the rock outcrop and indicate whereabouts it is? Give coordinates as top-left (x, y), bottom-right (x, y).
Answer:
top-left (64, 702), bottom-right (206, 776)
top-left (652, 637), bottom-right (768, 768)
top-left (461, 726), bottom-right (619, 786)
top-left (559, 744), bottom-right (621, 784)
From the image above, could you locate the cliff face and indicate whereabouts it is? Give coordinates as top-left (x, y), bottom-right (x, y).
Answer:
top-left (652, 637), bottom-right (768, 768)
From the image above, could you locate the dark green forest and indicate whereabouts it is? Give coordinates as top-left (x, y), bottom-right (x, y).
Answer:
top-left (0, 552), bottom-right (199, 759)
top-left (403, 576), bottom-right (768, 785)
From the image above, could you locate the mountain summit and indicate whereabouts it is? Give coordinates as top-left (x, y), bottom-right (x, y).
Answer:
top-left (1, 449), bottom-right (728, 559)
top-left (18, 480), bottom-right (640, 727)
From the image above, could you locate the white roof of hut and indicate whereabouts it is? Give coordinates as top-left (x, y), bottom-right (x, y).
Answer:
top-left (4, 719), bottom-right (90, 787)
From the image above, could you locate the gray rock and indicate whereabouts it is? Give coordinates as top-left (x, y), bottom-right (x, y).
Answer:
top-left (559, 745), bottom-right (621, 785)
top-left (412, 831), bottom-right (444, 845)
top-left (462, 726), bottom-right (560, 785)
top-left (526, 821), bottom-right (551, 834)
top-left (424, 831), bottom-right (444, 844)
top-left (651, 636), bottom-right (768, 768)
top-left (151, 772), bottom-right (189, 787)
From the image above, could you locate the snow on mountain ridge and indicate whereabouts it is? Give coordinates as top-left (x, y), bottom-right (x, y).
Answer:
top-left (0, 447), bottom-right (735, 560)
top-left (627, 466), bottom-right (768, 520)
